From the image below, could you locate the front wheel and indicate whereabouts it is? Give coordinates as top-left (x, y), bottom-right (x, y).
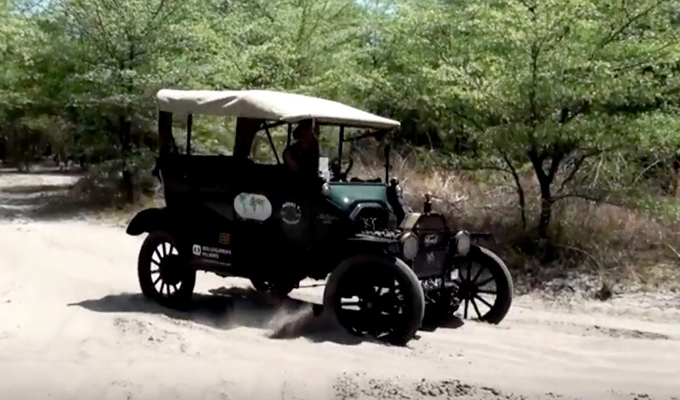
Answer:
top-left (323, 254), bottom-right (425, 346)
top-left (138, 231), bottom-right (196, 309)
top-left (452, 245), bottom-right (513, 324)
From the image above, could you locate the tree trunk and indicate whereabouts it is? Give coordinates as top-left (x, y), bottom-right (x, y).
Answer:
top-left (503, 155), bottom-right (527, 231)
top-left (529, 150), bottom-right (562, 240)
top-left (119, 115), bottom-right (134, 204)
top-left (671, 156), bottom-right (680, 197)
top-left (0, 135), bottom-right (6, 163)
top-left (536, 164), bottom-right (554, 239)
top-left (122, 170), bottom-right (134, 204)
top-left (538, 196), bottom-right (553, 239)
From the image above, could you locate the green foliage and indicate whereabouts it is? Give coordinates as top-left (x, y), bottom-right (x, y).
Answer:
top-left (387, 0), bottom-right (680, 237)
top-left (1, 0), bottom-right (680, 237)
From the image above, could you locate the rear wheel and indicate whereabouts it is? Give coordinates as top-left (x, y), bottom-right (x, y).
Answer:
top-left (323, 254), bottom-right (425, 346)
top-left (453, 245), bottom-right (513, 324)
top-left (138, 231), bottom-right (196, 309)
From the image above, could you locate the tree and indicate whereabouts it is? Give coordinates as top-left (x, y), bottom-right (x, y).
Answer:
top-left (219, 0), bottom-right (368, 99)
top-left (48, 0), bottom-right (223, 200)
top-left (405, 0), bottom-right (680, 239)
top-left (0, 0), bottom-right (55, 168)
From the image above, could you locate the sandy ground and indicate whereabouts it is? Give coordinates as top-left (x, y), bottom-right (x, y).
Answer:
top-left (1, 167), bottom-right (679, 400)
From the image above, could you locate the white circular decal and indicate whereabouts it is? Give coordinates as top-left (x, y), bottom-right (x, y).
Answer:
top-left (192, 245), bottom-right (202, 256)
top-left (234, 193), bottom-right (273, 221)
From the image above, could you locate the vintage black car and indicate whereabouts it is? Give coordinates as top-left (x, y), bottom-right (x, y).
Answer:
top-left (126, 89), bottom-right (513, 345)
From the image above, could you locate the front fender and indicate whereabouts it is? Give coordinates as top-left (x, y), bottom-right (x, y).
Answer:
top-left (126, 208), bottom-right (171, 236)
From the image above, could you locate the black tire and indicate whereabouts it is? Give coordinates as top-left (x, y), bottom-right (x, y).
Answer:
top-left (138, 230), bottom-right (196, 309)
top-left (454, 245), bottom-right (513, 324)
top-left (323, 254), bottom-right (425, 346)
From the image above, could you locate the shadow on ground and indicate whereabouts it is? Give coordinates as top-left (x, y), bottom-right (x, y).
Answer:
top-left (69, 286), bottom-right (379, 346)
top-left (0, 167), bottom-right (132, 222)
top-left (0, 165), bottom-right (86, 176)
top-left (0, 188), bottom-right (106, 221)
top-left (421, 310), bottom-right (465, 332)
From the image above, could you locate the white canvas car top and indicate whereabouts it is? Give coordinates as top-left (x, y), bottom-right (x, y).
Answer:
top-left (156, 89), bottom-right (400, 130)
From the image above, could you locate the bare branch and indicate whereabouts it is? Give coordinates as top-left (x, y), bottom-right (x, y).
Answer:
top-left (554, 244), bottom-right (604, 270)
top-left (612, 41), bottom-right (676, 73)
top-left (556, 153), bottom-right (589, 194)
top-left (599, 0), bottom-right (670, 49)
top-left (148, 0), bottom-right (168, 27)
top-left (449, 108), bottom-right (485, 132)
top-left (65, 0), bottom-right (120, 63)
top-left (140, 0), bottom-right (185, 43)
top-left (632, 159), bottom-right (663, 186)
top-left (139, 0), bottom-right (169, 39)
top-left (539, 6), bottom-right (587, 54)
top-left (502, 153), bottom-right (527, 230)
top-left (552, 192), bottom-right (623, 207)
top-left (458, 164), bottom-right (513, 175)
top-left (666, 243), bottom-right (680, 261)
top-left (295, 0), bottom-right (310, 50)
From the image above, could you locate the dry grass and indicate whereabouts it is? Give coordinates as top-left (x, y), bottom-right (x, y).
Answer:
top-left (550, 201), bottom-right (680, 292)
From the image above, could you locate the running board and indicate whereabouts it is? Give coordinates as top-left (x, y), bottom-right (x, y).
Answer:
top-left (188, 257), bottom-right (235, 275)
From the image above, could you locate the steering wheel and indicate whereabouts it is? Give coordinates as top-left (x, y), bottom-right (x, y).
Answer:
top-left (330, 157), bottom-right (354, 182)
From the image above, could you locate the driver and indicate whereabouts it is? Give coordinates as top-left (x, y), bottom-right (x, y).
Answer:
top-left (283, 119), bottom-right (319, 179)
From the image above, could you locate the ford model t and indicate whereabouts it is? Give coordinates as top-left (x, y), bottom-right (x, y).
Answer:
top-left (126, 89), bottom-right (513, 345)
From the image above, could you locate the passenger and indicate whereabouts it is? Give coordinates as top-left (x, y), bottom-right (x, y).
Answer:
top-left (283, 119), bottom-right (320, 179)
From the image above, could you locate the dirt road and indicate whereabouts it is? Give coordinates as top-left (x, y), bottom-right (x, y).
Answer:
top-left (1, 169), bottom-right (679, 400)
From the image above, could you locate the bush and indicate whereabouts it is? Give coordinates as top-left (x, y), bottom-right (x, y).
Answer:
top-left (70, 146), bottom-right (158, 206)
